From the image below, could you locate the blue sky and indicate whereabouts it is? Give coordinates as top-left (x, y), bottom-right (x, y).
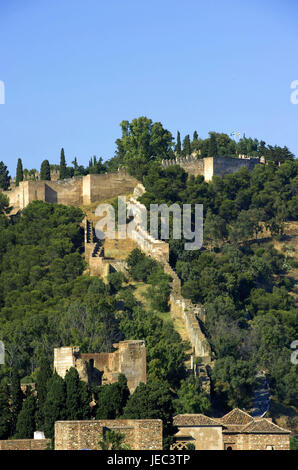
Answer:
top-left (0, 0), bottom-right (298, 176)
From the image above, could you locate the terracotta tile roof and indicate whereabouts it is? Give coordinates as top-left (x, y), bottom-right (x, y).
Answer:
top-left (242, 419), bottom-right (291, 434)
top-left (219, 408), bottom-right (254, 425)
top-left (173, 414), bottom-right (222, 427)
top-left (174, 410), bottom-right (291, 435)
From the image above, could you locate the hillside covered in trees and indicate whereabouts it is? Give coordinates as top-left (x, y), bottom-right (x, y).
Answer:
top-left (0, 117), bottom-right (297, 446)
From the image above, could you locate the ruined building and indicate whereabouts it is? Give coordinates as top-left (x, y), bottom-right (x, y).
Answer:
top-left (53, 340), bottom-right (146, 394)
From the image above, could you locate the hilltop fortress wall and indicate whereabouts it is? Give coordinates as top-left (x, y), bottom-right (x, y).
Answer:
top-left (3, 169), bottom-right (138, 211)
top-left (161, 155), bottom-right (261, 181)
top-left (3, 157), bottom-right (262, 211)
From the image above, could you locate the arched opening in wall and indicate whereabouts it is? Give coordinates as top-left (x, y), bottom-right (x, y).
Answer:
top-left (226, 446), bottom-right (233, 451)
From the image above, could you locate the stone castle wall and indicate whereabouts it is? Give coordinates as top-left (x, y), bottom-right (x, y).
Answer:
top-left (161, 155), bottom-right (261, 181)
top-left (3, 169), bottom-right (138, 211)
top-left (125, 194), bottom-right (212, 366)
top-left (0, 439), bottom-right (51, 450)
top-left (54, 340), bottom-right (146, 394)
top-left (54, 419), bottom-right (163, 450)
top-left (169, 293), bottom-right (211, 361)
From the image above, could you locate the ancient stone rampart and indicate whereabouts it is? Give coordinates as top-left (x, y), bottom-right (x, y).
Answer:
top-left (3, 169), bottom-right (139, 211)
top-left (161, 155), bottom-right (261, 181)
top-left (0, 438), bottom-right (51, 450)
top-left (54, 419), bottom-right (163, 450)
top-left (126, 194), bottom-right (212, 365)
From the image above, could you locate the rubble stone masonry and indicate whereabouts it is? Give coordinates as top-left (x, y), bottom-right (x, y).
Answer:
top-left (54, 419), bottom-right (163, 450)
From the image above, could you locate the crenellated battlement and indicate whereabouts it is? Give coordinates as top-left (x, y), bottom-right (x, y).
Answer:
top-left (161, 155), bottom-right (262, 181)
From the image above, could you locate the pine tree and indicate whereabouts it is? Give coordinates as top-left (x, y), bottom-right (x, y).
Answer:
top-left (10, 369), bottom-right (24, 436)
top-left (40, 160), bottom-right (51, 180)
top-left (208, 133), bottom-right (218, 157)
top-left (43, 372), bottom-right (66, 439)
top-left (0, 383), bottom-right (11, 439)
top-left (182, 135), bottom-right (191, 157)
top-left (14, 395), bottom-right (36, 439)
top-left (0, 161), bottom-right (10, 190)
top-left (35, 356), bottom-right (52, 429)
top-left (16, 158), bottom-right (23, 187)
top-left (175, 131), bottom-right (181, 156)
top-left (59, 148), bottom-right (67, 179)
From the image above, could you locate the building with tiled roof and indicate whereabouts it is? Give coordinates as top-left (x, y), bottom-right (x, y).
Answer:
top-left (171, 408), bottom-right (290, 450)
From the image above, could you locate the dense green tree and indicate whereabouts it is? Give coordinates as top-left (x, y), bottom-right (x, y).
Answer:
top-left (14, 395), bottom-right (36, 439)
top-left (59, 148), bottom-right (67, 179)
top-left (0, 193), bottom-right (10, 215)
top-left (175, 131), bottom-right (181, 156)
top-left (65, 367), bottom-right (91, 420)
top-left (174, 378), bottom-right (211, 415)
top-left (95, 374), bottom-right (130, 419)
top-left (0, 161), bottom-right (10, 190)
top-left (182, 134), bottom-right (191, 157)
top-left (208, 132), bottom-right (217, 157)
top-left (122, 381), bottom-right (175, 444)
top-left (113, 117), bottom-right (173, 179)
top-left (43, 372), bottom-right (66, 438)
top-left (0, 383), bottom-right (11, 439)
top-left (204, 209), bottom-right (227, 250)
top-left (40, 160), bottom-right (51, 180)
top-left (35, 356), bottom-right (52, 429)
top-left (10, 369), bottom-right (24, 436)
top-left (211, 356), bottom-right (256, 409)
top-left (16, 158), bottom-right (24, 187)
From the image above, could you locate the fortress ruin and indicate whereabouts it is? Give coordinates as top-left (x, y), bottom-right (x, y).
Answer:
top-left (53, 340), bottom-right (146, 394)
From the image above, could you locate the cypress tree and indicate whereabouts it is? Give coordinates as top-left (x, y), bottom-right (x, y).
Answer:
top-left (59, 148), bottom-right (67, 179)
top-left (43, 372), bottom-right (66, 439)
top-left (65, 367), bottom-right (91, 420)
top-left (16, 158), bottom-right (23, 186)
top-left (0, 383), bottom-right (11, 439)
top-left (65, 367), bottom-right (81, 420)
top-left (35, 356), bottom-right (52, 429)
top-left (175, 131), bottom-right (181, 156)
top-left (40, 160), bottom-right (51, 180)
top-left (0, 161), bottom-right (10, 190)
top-left (208, 133), bottom-right (218, 157)
top-left (14, 395), bottom-right (36, 439)
top-left (193, 130), bottom-right (198, 141)
top-left (10, 369), bottom-right (24, 436)
top-left (182, 134), bottom-right (191, 157)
